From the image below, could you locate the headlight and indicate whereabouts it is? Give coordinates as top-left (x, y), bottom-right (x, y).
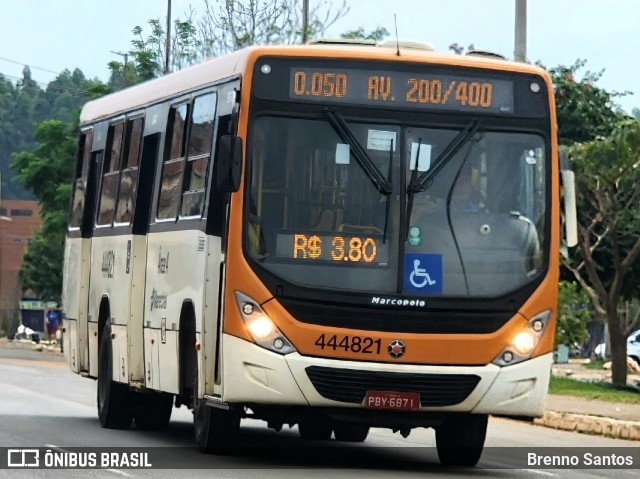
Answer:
top-left (234, 291), bottom-right (296, 354)
top-left (512, 331), bottom-right (536, 355)
top-left (492, 310), bottom-right (551, 367)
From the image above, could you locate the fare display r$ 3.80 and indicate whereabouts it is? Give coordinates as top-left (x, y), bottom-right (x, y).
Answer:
top-left (275, 232), bottom-right (390, 266)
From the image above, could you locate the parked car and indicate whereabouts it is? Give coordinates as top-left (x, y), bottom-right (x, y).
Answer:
top-left (594, 330), bottom-right (640, 363)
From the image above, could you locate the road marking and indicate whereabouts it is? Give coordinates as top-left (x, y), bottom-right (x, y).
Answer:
top-left (106, 468), bottom-right (135, 478)
top-left (483, 462), bottom-right (557, 476)
top-left (44, 444), bottom-right (135, 478)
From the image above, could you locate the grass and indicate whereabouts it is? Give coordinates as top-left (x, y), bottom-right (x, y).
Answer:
top-left (549, 376), bottom-right (640, 404)
top-left (583, 359), bottom-right (606, 370)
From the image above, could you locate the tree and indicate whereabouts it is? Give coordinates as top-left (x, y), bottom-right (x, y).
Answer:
top-left (555, 281), bottom-right (591, 348)
top-left (340, 26), bottom-right (389, 42)
top-left (110, 0), bottom-right (349, 86)
top-left (548, 59), bottom-right (628, 145)
top-left (11, 120), bottom-right (76, 302)
top-left (563, 119), bottom-right (640, 385)
top-left (9, 69), bottom-right (108, 301)
top-left (198, 0), bottom-right (348, 55)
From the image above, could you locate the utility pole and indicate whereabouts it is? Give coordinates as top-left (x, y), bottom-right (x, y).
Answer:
top-left (165, 0), bottom-right (172, 74)
top-left (302, 0), bottom-right (309, 44)
top-left (111, 51), bottom-right (129, 88)
top-left (514, 0), bottom-right (527, 62)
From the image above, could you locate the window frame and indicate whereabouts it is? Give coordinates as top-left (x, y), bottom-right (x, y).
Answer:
top-left (156, 89), bottom-right (219, 223)
top-left (96, 118), bottom-right (125, 228)
top-left (179, 91), bottom-right (218, 220)
top-left (68, 127), bottom-right (93, 231)
top-left (113, 114), bottom-right (145, 226)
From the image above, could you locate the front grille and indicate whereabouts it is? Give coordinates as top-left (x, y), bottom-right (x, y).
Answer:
top-left (280, 298), bottom-right (512, 333)
top-left (306, 366), bottom-right (480, 407)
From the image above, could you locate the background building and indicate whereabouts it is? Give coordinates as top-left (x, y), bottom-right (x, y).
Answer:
top-left (0, 200), bottom-right (41, 331)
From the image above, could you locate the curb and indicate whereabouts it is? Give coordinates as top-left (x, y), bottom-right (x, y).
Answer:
top-left (534, 411), bottom-right (640, 441)
top-left (3, 339), bottom-right (63, 355)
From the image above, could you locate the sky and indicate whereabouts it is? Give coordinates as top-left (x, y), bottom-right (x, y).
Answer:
top-left (0, 0), bottom-right (638, 112)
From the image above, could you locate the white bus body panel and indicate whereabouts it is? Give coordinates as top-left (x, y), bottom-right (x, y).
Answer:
top-left (144, 229), bottom-right (209, 393)
top-left (221, 333), bottom-right (552, 417)
top-left (89, 234), bottom-right (136, 384)
top-left (62, 236), bottom-right (91, 373)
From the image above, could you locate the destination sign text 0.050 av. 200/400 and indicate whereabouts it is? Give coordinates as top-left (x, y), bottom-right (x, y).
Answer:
top-left (289, 67), bottom-right (514, 114)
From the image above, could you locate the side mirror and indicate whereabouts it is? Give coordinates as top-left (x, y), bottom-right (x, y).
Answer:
top-left (559, 149), bottom-right (577, 249)
top-left (216, 135), bottom-right (243, 192)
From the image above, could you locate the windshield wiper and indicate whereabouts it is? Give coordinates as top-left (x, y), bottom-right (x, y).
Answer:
top-left (325, 108), bottom-right (392, 196)
top-left (405, 120), bottom-right (480, 239)
top-left (382, 138), bottom-right (394, 243)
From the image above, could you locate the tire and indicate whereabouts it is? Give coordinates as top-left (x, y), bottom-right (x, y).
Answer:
top-left (97, 322), bottom-right (133, 429)
top-left (333, 422), bottom-right (369, 442)
top-left (134, 393), bottom-right (174, 430)
top-left (192, 369), bottom-right (240, 453)
top-left (298, 416), bottom-right (333, 440)
top-left (435, 414), bottom-right (487, 467)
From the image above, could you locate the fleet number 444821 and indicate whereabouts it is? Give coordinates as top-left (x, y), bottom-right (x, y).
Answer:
top-left (314, 334), bottom-right (381, 354)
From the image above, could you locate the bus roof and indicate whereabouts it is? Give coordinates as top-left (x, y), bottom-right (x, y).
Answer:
top-left (79, 44), bottom-right (550, 125)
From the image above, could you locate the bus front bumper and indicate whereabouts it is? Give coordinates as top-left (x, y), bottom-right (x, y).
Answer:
top-left (222, 334), bottom-right (552, 418)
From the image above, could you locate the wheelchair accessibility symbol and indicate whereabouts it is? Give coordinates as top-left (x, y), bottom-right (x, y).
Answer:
top-left (404, 254), bottom-right (442, 293)
top-left (410, 259), bottom-right (437, 288)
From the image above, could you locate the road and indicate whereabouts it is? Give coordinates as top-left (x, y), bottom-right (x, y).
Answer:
top-left (0, 342), bottom-right (638, 478)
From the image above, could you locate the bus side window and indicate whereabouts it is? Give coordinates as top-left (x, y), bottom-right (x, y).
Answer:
top-left (180, 93), bottom-right (216, 218)
top-left (97, 122), bottom-right (124, 226)
top-left (114, 117), bottom-right (144, 224)
top-left (157, 103), bottom-right (189, 220)
top-left (69, 130), bottom-right (92, 229)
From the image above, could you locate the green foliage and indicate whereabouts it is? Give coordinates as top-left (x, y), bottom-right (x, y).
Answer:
top-left (564, 119), bottom-right (640, 385)
top-left (549, 376), bottom-right (640, 403)
top-left (109, 15), bottom-right (206, 88)
top-left (568, 120), bottom-right (640, 299)
top-left (113, 0), bottom-right (350, 83)
top-left (11, 120), bottom-right (76, 302)
top-left (12, 120), bottom-right (75, 218)
top-left (547, 59), bottom-right (628, 145)
top-left (556, 281), bottom-right (591, 347)
top-left (339, 26), bottom-right (389, 42)
top-left (0, 67), bottom-right (106, 200)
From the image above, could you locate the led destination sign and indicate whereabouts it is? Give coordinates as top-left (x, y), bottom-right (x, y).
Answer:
top-left (276, 232), bottom-right (390, 266)
top-left (288, 67), bottom-right (514, 114)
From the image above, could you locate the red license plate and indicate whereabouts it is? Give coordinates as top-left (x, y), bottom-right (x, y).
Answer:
top-left (365, 390), bottom-right (420, 410)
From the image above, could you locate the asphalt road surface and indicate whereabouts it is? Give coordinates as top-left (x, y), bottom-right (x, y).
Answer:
top-left (0, 342), bottom-right (638, 478)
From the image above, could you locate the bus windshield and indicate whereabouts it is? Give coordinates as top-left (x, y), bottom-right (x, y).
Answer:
top-left (246, 114), bottom-right (547, 297)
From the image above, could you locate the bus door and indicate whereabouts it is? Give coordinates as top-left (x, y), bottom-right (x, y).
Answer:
top-left (63, 122), bottom-right (106, 374)
top-left (125, 106), bottom-right (164, 384)
top-left (203, 81), bottom-right (240, 398)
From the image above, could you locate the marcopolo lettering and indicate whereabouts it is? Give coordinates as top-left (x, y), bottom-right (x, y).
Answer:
top-left (371, 296), bottom-right (426, 308)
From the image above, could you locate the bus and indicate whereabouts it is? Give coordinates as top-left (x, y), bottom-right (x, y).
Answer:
top-left (63, 40), bottom-right (576, 467)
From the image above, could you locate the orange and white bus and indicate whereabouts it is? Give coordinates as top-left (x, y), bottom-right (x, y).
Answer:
top-left (63, 40), bottom-right (576, 466)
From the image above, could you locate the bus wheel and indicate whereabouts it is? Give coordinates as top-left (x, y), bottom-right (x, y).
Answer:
top-left (333, 422), bottom-right (369, 442)
top-left (193, 375), bottom-right (240, 453)
top-left (134, 393), bottom-right (173, 430)
top-left (435, 414), bottom-right (487, 467)
top-left (298, 416), bottom-right (333, 440)
top-left (97, 322), bottom-right (133, 429)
